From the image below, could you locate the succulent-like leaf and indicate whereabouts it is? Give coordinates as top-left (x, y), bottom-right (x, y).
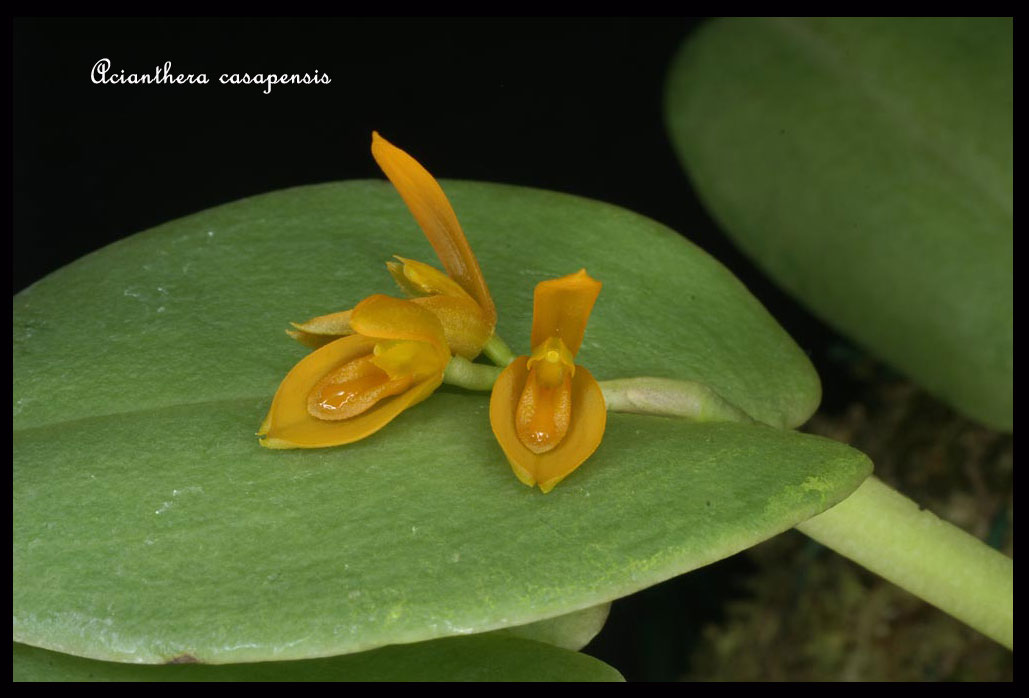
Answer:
top-left (13, 182), bottom-right (870, 663)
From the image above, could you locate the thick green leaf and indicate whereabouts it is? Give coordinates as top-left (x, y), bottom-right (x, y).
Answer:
top-left (13, 637), bottom-right (624, 682)
top-left (13, 182), bottom-right (870, 663)
top-left (13, 180), bottom-right (818, 432)
top-left (665, 17), bottom-right (1013, 431)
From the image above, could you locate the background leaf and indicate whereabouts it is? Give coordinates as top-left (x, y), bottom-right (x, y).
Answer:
top-left (498, 603), bottom-right (611, 650)
top-left (665, 17), bottom-right (1013, 431)
top-left (13, 182), bottom-right (870, 663)
top-left (13, 636), bottom-right (625, 682)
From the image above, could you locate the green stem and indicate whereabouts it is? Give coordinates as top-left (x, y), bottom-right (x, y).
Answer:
top-left (796, 476), bottom-right (1013, 649)
top-left (443, 356), bottom-right (504, 391)
top-left (599, 377), bottom-right (756, 424)
top-left (482, 334), bottom-right (516, 367)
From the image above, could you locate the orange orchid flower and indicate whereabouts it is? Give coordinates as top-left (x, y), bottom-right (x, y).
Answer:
top-left (259, 133), bottom-right (503, 449)
top-left (288, 132), bottom-right (497, 362)
top-left (489, 270), bottom-right (606, 492)
top-left (258, 294), bottom-right (450, 449)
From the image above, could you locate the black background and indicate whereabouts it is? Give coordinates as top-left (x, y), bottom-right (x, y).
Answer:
top-left (13, 17), bottom-right (855, 680)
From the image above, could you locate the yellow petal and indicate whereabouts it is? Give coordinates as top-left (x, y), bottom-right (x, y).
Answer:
top-left (291, 309), bottom-right (353, 336)
top-left (490, 357), bottom-right (607, 492)
top-left (371, 132), bottom-right (497, 326)
top-left (286, 328), bottom-right (337, 349)
top-left (257, 408), bottom-right (273, 437)
top-left (527, 336), bottom-right (576, 385)
top-left (372, 339), bottom-right (445, 382)
top-left (386, 259), bottom-right (424, 298)
top-left (392, 256), bottom-right (477, 303)
top-left (530, 269), bottom-right (602, 356)
top-left (287, 309), bottom-right (354, 347)
top-left (349, 294), bottom-right (450, 365)
top-left (410, 294), bottom-right (493, 360)
top-left (260, 334), bottom-right (442, 449)
top-left (286, 294), bottom-right (489, 361)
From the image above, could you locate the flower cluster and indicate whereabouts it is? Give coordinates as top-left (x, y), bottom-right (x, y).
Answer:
top-left (259, 133), bottom-right (604, 492)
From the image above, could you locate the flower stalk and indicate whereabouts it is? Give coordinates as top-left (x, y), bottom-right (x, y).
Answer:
top-left (482, 334), bottom-right (516, 367)
top-left (443, 356), bottom-right (504, 392)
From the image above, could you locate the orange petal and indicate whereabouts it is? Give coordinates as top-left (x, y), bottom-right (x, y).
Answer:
top-left (371, 132), bottom-right (496, 326)
top-left (530, 269), bottom-right (602, 356)
top-left (515, 364), bottom-right (572, 454)
top-left (349, 294), bottom-right (450, 365)
top-left (307, 354), bottom-right (413, 420)
top-left (489, 357), bottom-right (537, 488)
top-left (535, 366), bottom-right (606, 493)
top-left (260, 333), bottom-right (372, 443)
top-left (410, 294), bottom-right (493, 360)
top-left (490, 357), bottom-right (607, 492)
top-left (259, 334), bottom-right (442, 449)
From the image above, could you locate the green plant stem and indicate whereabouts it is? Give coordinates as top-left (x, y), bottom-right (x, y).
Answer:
top-left (599, 377), bottom-right (756, 424)
top-left (482, 334), bottom-right (516, 367)
top-left (795, 475), bottom-right (1013, 650)
top-left (443, 357), bottom-right (504, 391)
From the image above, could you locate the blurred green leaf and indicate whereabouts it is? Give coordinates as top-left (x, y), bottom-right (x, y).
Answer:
top-left (14, 181), bottom-right (869, 664)
top-left (665, 17), bottom-right (1013, 431)
top-left (13, 637), bottom-right (625, 682)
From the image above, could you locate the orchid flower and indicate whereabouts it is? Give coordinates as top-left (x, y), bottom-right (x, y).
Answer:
top-left (258, 294), bottom-right (450, 448)
top-left (258, 133), bottom-right (507, 449)
top-left (288, 132), bottom-right (499, 363)
top-left (489, 270), bottom-right (606, 492)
